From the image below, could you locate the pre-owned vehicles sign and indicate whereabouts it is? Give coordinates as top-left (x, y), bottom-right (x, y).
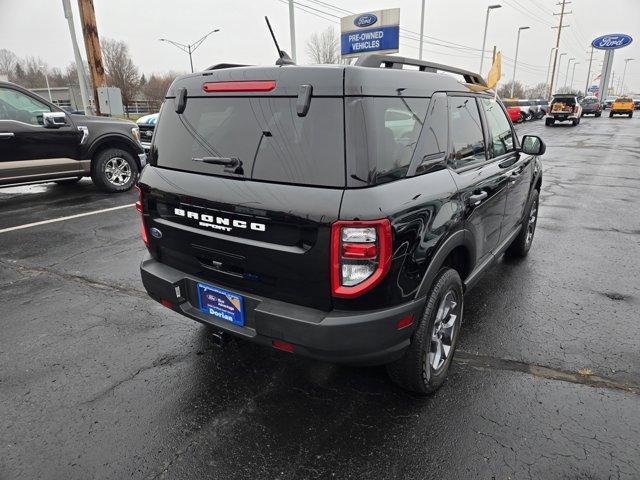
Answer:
top-left (340, 8), bottom-right (400, 58)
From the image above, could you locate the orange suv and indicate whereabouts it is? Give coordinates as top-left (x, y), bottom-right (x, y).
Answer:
top-left (610, 97), bottom-right (634, 118)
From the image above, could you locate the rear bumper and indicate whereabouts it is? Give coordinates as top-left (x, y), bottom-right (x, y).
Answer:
top-left (140, 256), bottom-right (425, 365)
top-left (546, 113), bottom-right (578, 121)
top-left (611, 110), bottom-right (633, 114)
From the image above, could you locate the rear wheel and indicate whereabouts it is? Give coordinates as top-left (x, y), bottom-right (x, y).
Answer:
top-left (386, 268), bottom-right (463, 395)
top-left (505, 189), bottom-right (539, 258)
top-left (629, 112), bottom-right (633, 118)
top-left (54, 177), bottom-right (82, 185)
top-left (595, 112), bottom-right (601, 117)
top-left (609, 111), bottom-right (614, 118)
top-left (545, 118), bottom-right (554, 126)
top-left (91, 148), bottom-right (139, 193)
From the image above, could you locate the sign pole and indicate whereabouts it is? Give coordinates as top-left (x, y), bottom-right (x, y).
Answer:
top-left (598, 50), bottom-right (614, 101)
top-left (418, 0), bottom-right (426, 60)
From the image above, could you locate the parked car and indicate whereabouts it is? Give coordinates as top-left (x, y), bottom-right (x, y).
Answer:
top-left (546, 94), bottom-right (583, 126)
top-left (0, 81), bottom-right (146, 191)
top-left (535, 98), bottom-right (549, 116)
top-left (137, 54), bottom-right (545, 394)
top-left (136, 112), bottom-right (159, 153)
top-left (634, 98), bottom-right (640, 110)
top-left (580, 96), bottom-right (602, 116)
top-left (503, 98), bottom-right (531, 122)
top-left (506, 105), bottom-right (522, 123)
top-left (603, 96), bottom-right (616, 109)
top-left (610, 97), bottom-right (634, 118)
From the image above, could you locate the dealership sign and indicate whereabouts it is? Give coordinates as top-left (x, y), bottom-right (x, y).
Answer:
top-left (591, 34), bottom-right (633, 50)
top-left (340, 8), bottom-right (400, 58)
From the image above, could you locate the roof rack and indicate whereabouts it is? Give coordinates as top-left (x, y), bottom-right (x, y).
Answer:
top-left (206, 63), bottom-right (249, 71)
top-left (354, 54), bottom-right (486, 87)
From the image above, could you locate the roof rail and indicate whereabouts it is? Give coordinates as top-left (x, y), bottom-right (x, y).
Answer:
top-left (206, 63), bottom-right (249, 71)
top-left (354, 54), bottom-right (487, 87)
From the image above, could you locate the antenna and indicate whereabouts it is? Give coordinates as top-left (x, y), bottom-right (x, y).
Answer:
top-left (264, 16), bottom-right (295, 66)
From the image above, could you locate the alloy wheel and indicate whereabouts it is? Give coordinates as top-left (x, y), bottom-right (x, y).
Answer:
top-left (104, 157), bottom-right (132, 186)
top-left (526, 197), bottom-right (538, 246)
top-left (428, 290), bottom-right (459, 372)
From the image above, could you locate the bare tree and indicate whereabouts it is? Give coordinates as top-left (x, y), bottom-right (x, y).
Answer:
top-left (142, 72), bottom-right (180, 110)
top-left (0, 49), bottom-right (18, 76)
top-left (497, 80), bottom-right (525, 99)
top-left (524, 82), bottom-right (548, 99)
top-left (306, 27), bottom-right (340, 64)
top-left (101, 38), bottom-right (141, 115)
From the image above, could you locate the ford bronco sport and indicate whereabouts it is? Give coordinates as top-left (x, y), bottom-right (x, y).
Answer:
top-left (137, 54), bottom-right (545, 394)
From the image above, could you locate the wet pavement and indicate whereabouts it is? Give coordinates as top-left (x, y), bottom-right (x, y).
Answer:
top-left (1, 116), bottom-right (639, 479)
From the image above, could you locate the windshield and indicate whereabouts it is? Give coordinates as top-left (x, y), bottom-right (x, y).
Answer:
top-left (153, 96), bottom-right (345, 187)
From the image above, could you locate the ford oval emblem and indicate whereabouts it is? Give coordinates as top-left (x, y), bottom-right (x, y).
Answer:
top-left (354, 13), bottom-right (378, 28)
top-left (591, 34), bottom-right (633, 50)
top-left (150, 227), bottom-right (162, 239)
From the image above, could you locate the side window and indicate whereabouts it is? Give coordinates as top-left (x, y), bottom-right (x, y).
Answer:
top-left (448, 96), bottom-right (486, 169)
top-left (415, 93), bottom-right (448, 175)
top-left (480, 98), bottom-right (515, 157)
top-left (0, 88), bottom-right (51, 125)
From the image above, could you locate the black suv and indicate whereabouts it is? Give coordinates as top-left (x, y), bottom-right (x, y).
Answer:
top-left (138, 55), bottom-right (545, 393)
top-left (0, 82), bottom-right (146, 192)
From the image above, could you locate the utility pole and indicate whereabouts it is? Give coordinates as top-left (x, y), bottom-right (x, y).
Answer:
top-left (584, 46), bottom-right (594, 95)
top-left (62, 0), bottom-right (92, 114)
top-left (288, 0), bottom-right (297, 62)
top-left (548, 0), bottom-right (571, 100)
top-left (77, 0), bottom-right (106, 115)
top-left (419, 0), bottom-right (426, 60)
top-left (479, 4), bottom-right (502, 75)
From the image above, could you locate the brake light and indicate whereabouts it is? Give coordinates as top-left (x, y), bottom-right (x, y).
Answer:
top-left (135, 185), bottom-right (148, 247)
top-left (203, 80), bottom-right (276, 93)
top-left (331, 219), bottom-right (392, 298)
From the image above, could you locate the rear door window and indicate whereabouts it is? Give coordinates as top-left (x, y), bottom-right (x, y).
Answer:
top-left (153, 97), bottom-right (345, 187)
top-left (345, 97), bottom-right (428, 185)
top-left (448, 96), bottom-right (486, 169)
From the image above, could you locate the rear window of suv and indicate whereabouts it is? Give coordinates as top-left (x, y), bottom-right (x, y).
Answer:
top-left (153, 96), bottom-right (345, 187)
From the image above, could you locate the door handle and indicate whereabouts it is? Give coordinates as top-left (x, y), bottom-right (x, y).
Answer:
top-left (468, 191), bottom-right (488, 206)
top-left (0, 132), bottom-right (15, 139)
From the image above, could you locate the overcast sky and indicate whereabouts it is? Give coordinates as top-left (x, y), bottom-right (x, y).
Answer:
top-left (1, 0), bottom-right (639, 93)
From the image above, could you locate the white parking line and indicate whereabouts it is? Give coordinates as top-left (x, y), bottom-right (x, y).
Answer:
top-left (0, 204), bottom-right (135, 234)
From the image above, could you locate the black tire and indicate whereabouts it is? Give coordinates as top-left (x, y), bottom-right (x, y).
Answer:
top-left (629, 112), bottom-right (633, 118)
top-left (90, 147), bottom-right (139, 193)
top-left (545, 118), bottom-right (554, 126)
top-left (54, 177), bottom-right (82, 185)
top-left (609, 112), bottom-right (614, 118)
top-left (386, 268), bottom-right (463, 395)
top-left (505, 189), bottom-right (539, 258)
top-left (595, 112), bottom-right (601, 117)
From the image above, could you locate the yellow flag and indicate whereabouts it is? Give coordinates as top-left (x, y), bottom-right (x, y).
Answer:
top-left (486, 51), bottom-right (501, 89)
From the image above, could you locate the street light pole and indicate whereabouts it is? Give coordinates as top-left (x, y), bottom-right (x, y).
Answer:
top-left (545, 47), bottom-right (558, 88)
top-left (418, 0), bottom-right (426, 60)
top-left (510, 26), bottom-right (530, 98)
top-left (288, 0), bottom-right (297, 62)
top-left (564, 57), bottom-right (575, 89)
top-left (39, 66), bottom-right (52, 101)
top-left (570, 62), bottom-right (579, 91)
top-left (479, 4), bottom-right (502, 75)
top-left (619, 58), bottom-right (634, 95)
top-left (554, 53), bottom-right (566, 94)
top-left (159, 28), bottom-right (220, 73)
top-left (584, 46), bottom-right (594, 95)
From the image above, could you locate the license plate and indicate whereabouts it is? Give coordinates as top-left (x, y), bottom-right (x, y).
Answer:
top-left (197, 283), bottom-right (244, 326)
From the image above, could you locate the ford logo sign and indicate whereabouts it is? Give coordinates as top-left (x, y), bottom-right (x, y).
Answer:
top-left (149, 227), bottom-right (162, 239)
top-left (354, 13), bottom-right (377, 28)
top-left (591, 34), bottom-right (633, 50)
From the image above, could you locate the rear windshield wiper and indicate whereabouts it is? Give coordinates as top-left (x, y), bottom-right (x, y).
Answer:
top-left (192, 156), bottom-right (244, 175)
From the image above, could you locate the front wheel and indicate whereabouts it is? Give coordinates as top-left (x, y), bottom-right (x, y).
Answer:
top-left (386, 268), bottom-right (463, 395)
top-left (91, 148), bottom-right (139, 193)
top-left (505, 189), bottom-right (539, 258)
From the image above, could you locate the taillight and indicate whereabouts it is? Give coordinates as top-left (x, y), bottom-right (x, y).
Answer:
top-left (202, 80), bottom-right (276, 93)
top-left (331, 219), bottom-right (392, 298)
top-left (135, 185), bottom-right (148, 247)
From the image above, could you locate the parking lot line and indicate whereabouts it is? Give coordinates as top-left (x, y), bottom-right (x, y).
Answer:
top-left (0, 203), bottom-right (135, 234)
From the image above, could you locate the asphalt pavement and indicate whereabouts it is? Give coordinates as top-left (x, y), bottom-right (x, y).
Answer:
top-left (1, 115), bottom-right (639, 479)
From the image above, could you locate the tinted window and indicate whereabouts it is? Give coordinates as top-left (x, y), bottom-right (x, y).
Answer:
top-left (552, 97), bottom-right (576, 105)
top-left (415, 93), bottom-right (448, 175)
top-left (480, 99), bottom-right (514, 158)
top-left (153, 97), bottom-right (345, 187)
top-left (582, 98), bottom-right (598, 104)
top-left (346, 97), bottom-right (428, 185)
top-left (0, 88), bottom-right (51, 125)
top-left (448, 96), bottom-right (486, 169)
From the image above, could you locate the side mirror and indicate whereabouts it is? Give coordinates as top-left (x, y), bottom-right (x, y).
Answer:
top-left (521, 135), bottom-right (546, 156)
top-left (42, 111), bottom-right (68, 128)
